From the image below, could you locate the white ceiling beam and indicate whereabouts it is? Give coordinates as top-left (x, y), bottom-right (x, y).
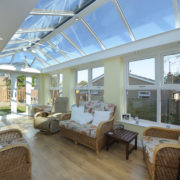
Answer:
top-left (80, 18), bottom-right (106, 50)
top-left (172, 0), bottom-right (180, 28)
top-left (8, 38), bottom-right (40, 44)
top-left (60, 32), bottom-right (86, 56)
top-left (112, 0), bottom-right (135, 41)
top-left (42, 28), bottom-right (180, 73)
top-left (28, 0), bottom-right (110, 51)
top-left (36, 47), bottom-right (59, 63)
top-left (47, 41), bottom-right (70, 60)
top-left (16, 28), bottom-right (54, 34)
top-left (30, 9), bottom-right (74, 16)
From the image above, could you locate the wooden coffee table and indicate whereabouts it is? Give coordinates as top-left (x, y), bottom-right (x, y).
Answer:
top-left (106, 128), bottom-right (138, 160)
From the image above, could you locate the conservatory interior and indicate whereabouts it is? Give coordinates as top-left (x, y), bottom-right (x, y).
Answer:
top-left (0, 0), bottom-right (180, 180)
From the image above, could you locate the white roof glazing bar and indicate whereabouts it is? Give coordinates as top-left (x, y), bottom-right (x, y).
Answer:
top-left (112, 0), bottom-right (136, 41)
top-left (0, 52), bottom-right (15, 58)
top-left (16, 28), bottom-right (54, 34)
top-left (60, 32), bottom-right (86, 56)
top-left (30, 57), bottom-right (36, 67)
top-left (30, 51), bottom-right (49, 66)
top-left (10, 54), bottom-right (16, 64)
top-left (36, 47), bottom-right (59, 63)
top-left (30, 9), bottom-right (75, 17)
top-left (2, 46), bottom-right (29, 53)
top-left (47, 41), bottom-right (70, 60)
top-left (172, 0), bottom-right (180, 28)
top-left (80, 18), bottom-right (106, 50)
top-left (8, 38), bottom-right (40, 45)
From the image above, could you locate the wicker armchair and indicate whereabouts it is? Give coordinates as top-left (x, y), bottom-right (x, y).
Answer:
top-left (0, 129), bottom-right (31, 180)
top-left (34, 97), bottom-right (68, 133)
top-left (143, 127), bottom-right (180, 180)
top-left (60, 104), bottom-right (116, 154)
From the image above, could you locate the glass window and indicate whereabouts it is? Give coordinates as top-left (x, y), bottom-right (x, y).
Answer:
top-left (64, 21), bottom-right (102, 54)
top-left (5, 42), bottom-right (28, 50)
top-left (40, 43), bottom-right (67, 63)
top-left (34, 0), bottom-right (94, 12)
top-left (20, 15), bottom-right (64, 30)
top-left (13, 52), bottom-right (34, 65)
top-left (84, 1), bottom-right (131, 48)
top-left (92, 67), bottom-right (104, 86)
top-left (90, 90), bottom-right (104, 101)
top-left (118, 0), bottom-right (175, 39)
top-left (164, 54), bottom-right (180, 84)
top-left (31, 60), bottom-right (43, 70)
top-left (0, 56), bottom-right (12, 64)
top-left (129, 58), bottom-right (155, 85)
top-left (127, 90), bottom-right (157, 122)
top-left (50, 34), bottom-right (82, 59)
top-left (76, 69), bottom-right (88, 88)
top-left (161, 90), bottom-right (180, 125)
top-left (50, 74), bottom-right (58, 88)
top-left (76, 90), bottom-right (89, 104)
top-left (59, 74), bottom-right (63, 89)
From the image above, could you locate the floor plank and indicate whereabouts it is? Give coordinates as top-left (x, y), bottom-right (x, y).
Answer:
top-left (0, 116), bottom-right (151, 180)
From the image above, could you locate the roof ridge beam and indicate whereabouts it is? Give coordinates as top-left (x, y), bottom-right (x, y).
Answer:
top-left (30, 9), bottom-right (74, 16)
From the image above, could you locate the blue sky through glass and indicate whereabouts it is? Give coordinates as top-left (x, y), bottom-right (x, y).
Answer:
top-left (50, 34), bottom-right (82, 59)
top-left (13, 52), bottom-right (34, 65)
top-left (84, 1), bottom-right (131, 48)
top-left (64, 21), bottom-right (102, 54)
top-left (0, 56), bottom-right (12, 64)
top-left (118, 0), bottom-right (175, 40)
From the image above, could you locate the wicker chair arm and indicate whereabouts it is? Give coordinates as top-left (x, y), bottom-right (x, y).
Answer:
top-left (0, 129), bottom-right (22, 143)
top-left (0, 144), bottom-right (31, 178)
top-left (96, 119), bottom-right (114, 140)
top-left (60, 112), bottom-right (71, 121)
top-left (34, 111), bottom-right (50, 119)
top-left (151, 143), bottom-right (180, 179)
top-left (143, 126), bottom-right (180, 140)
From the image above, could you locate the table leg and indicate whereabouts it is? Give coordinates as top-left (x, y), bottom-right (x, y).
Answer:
top-left (126, 143), bottom-right (129, 160)
top-left (135, 136), bottom-right (137, 150)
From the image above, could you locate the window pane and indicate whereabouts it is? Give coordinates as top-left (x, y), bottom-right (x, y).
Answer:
top-left (76, 90), bottom-right (88, 104)
top-left (84, 1), bottom-right (131, 48)
top-left (118, 0), bottom-right (174, 39)
top-left (92, 67), bottom-right (104, 86)
top-left (127, 90), bottom-right (157, 121)
top-left (129, 58), bottom-right (155, 85)
top-left (49, 90), bottom-right (60, 104)
top-left (0, 56), bottom-right (12, 64)
top-left (64, 21), bottom-right (101, 54)
top-left (164, 54), bottom-right (180, 84)
top-left (90, 90), bottom-right (104, 101)
top-left (13, 52), bottom-right (34, 65)
top-left (50, 34), bottom-right (82, 59)
top-left (161, 90), bottom-right (180, 125)
top-left (50, 74), bottom-right (58, 88)
top-left (77, 69), bottom-right (88, 88)
top-left (40, 43), bottom-right (66, 63)
top-left (5, 42), bottom-right (28, 50)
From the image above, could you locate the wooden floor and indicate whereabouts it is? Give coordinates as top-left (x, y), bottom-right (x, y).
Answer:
top-left (0, 116), bottom-right (151, 180)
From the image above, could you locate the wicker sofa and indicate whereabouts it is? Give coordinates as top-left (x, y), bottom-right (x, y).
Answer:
top-left (0, 129), bottom-right (31, 180)
top-left (143, 126), bottom-right (180, 180)
top-left (60, 101), bottom-right (116, 154)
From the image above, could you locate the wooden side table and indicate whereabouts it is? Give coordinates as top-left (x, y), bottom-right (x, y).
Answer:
top-left (106, 128), bottom-right (138, 160)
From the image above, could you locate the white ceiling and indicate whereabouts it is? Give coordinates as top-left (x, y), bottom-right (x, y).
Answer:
top-left (0, 0), bottom-right (38, 51)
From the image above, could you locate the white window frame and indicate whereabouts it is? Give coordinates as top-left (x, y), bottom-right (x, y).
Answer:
top-left (75, 67), bottom-right (104, 101)
top-left (49, 73), bottom-right (63, 104)
top-left (125, 50), bottom-right (180, 127)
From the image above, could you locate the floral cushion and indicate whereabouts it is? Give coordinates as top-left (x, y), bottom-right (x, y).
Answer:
top-left (60, 120), bottom-right (97, 138)
top-left (80, 101), bottom-right (115, 115)
top-left (142, 136), bottom-right (179, 163)
top-left (0, 137), bottom-right (29, 149)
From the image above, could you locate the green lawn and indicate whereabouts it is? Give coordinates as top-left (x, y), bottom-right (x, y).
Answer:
top-left (0, 106), bottom-right (26, 116)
